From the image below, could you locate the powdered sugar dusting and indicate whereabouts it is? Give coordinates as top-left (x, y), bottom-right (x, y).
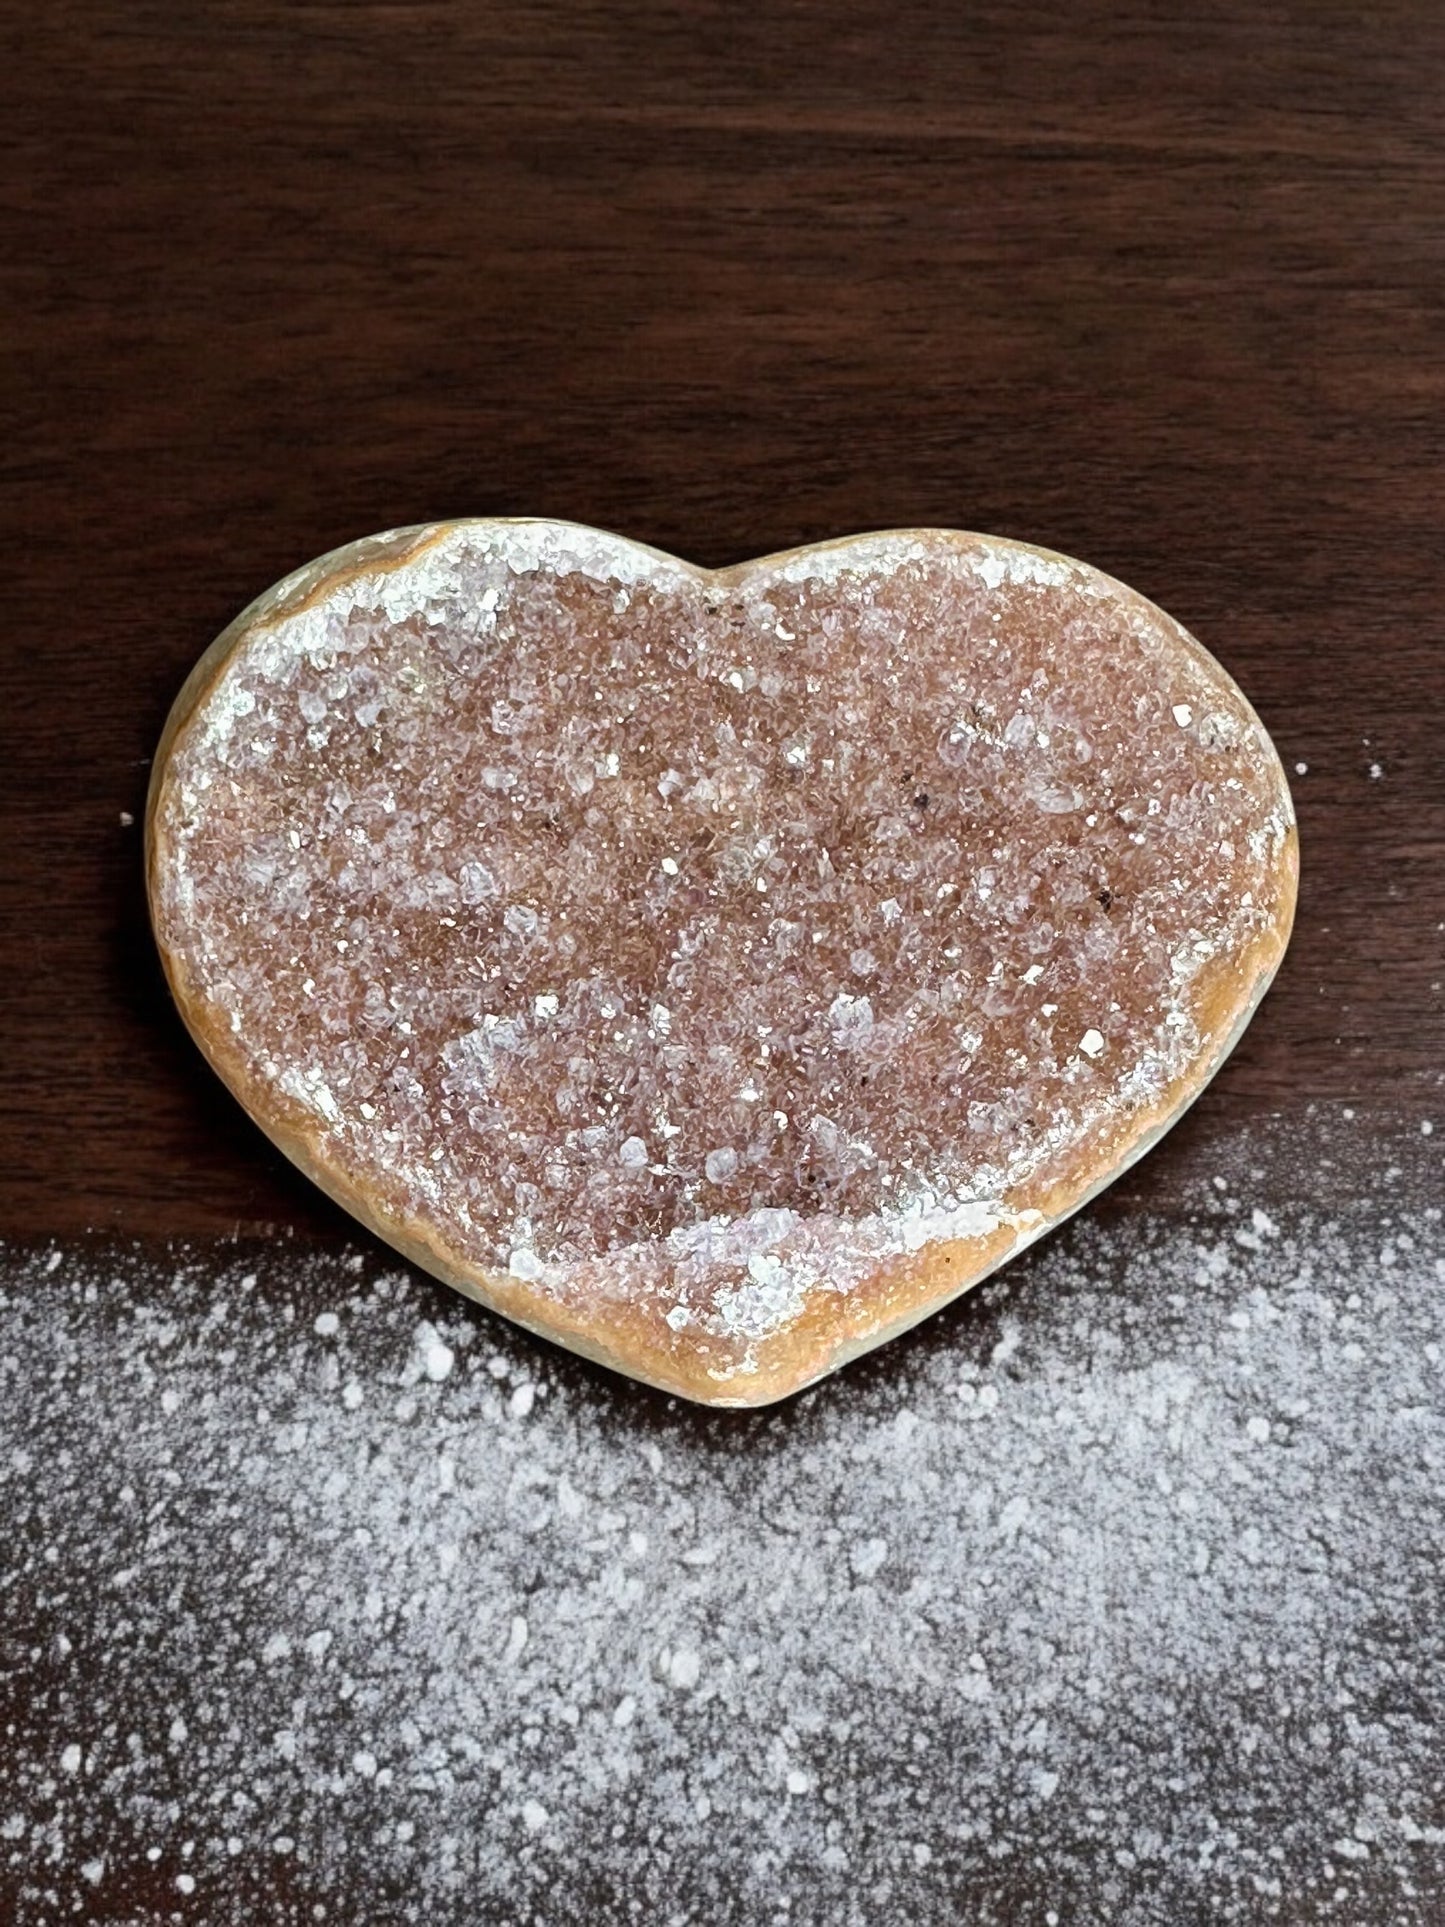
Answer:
top-left (2, 1119), bottom-right (1441, 1921)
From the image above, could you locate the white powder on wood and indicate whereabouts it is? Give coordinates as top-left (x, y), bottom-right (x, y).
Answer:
top-left (0, 1119), bottom-right (1441, 1923)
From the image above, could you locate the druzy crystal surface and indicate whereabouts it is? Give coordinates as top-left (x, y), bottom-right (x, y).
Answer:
top-left (151, 524), bottom-right (1294, 1394)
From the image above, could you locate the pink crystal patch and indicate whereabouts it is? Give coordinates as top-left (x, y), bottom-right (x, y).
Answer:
top-left (149, 523), bottom-right (1296, 1402)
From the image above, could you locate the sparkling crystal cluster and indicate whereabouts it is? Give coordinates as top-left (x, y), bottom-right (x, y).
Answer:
top-left (152, 523), bottom-right (1294, 1390)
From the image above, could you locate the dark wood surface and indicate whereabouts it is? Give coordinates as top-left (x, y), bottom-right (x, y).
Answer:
top-left (4, 13), bottom-right (1445, 1924)
top-left (3, 1), bottom-right (1443, 1233)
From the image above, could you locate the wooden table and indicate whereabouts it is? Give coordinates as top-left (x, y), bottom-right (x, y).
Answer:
top-left (3, 6), bottom-right (1443, 1922)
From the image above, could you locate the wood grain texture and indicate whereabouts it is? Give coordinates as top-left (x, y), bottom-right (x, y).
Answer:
top-left (2, 1), bottom-right (1443, 1238)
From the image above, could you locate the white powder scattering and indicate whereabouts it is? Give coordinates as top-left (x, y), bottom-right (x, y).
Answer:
top-left (667, 1648), bottom-right (701, 1691)
top-left (509, 1381), bottom-right (536, 1419)
top-left (850, 1536), bottom-right (888, 1581)
top-left (1, 1119), bottom-right (1443, 1923)
top-left (415, 1322), bottom-right (454, 1382)
top-left (503, 1615), bottom-right (529, 1664)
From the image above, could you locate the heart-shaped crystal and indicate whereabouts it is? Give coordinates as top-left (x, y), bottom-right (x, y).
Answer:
top-left (148, 522), bottom-right (1296, 1403)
